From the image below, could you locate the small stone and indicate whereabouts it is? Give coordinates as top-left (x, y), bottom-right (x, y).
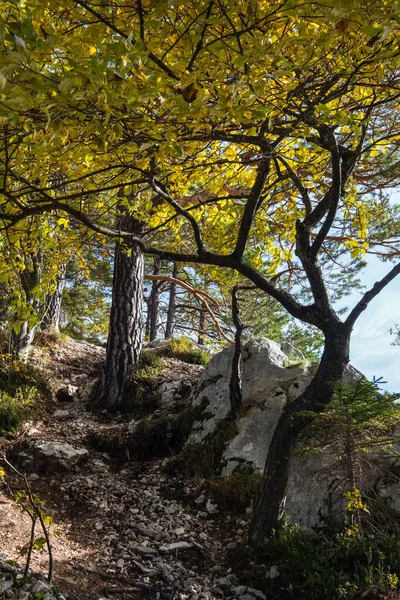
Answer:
top-left (138, 526), bottom-right (159, 539)
top-left (206, 499), bottom-right (219, 515)
top-left (31, 580), bottom-right (52, 594)
top-left (53, 409), bottom-right (71, 420)
top-left (56, 384), bottom-right (78, 402)
top-left (175, 527), bottom-right (185, 536)
top-left (131, 545), bottom-right (158, 557)
top-left (0, 575), bottom-right (13, 594)
top-left (232, 587), bottom-right (266, 600)
top-left (1, 563), bottom-right (16, 573)
top-left (159, 542), bottom-right (203, 556)
top-left (194, 494), bottom-right (205, 505)
top-left (266, 565), bottom-right (279, 579)
top-left (217, 577), bottom-right (231, 588)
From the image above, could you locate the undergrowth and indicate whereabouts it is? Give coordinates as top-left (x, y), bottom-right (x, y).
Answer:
top-left (167, 418), bottom-right (238, 477)
top-left (87, 397), bottom-right (210, 461)
top-left (205, 472), bottom-right (261, 515)
top-left (120, 351), bottom-right (165, 417)
top-left (231, 494), bottom-right (400, 600)
top-left (0, 354), bottom-right (47, 436)
top-left (161, 337), bottom-right (211, 366)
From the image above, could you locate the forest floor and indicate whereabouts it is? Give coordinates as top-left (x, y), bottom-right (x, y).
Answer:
top-left (0, 336), bottom-right (252, 600)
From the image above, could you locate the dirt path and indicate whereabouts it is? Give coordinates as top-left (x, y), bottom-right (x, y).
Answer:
top-left (0, 338), bottom-right (249, 600)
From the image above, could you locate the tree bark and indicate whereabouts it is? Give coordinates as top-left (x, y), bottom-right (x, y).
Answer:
top-left (229, 285), bottom-right (244, 420)
top-left (198, 309), bottom-right (206, 345)
top-left (248, 322), bottom-right (351, 546)
top-left (91, 216), bottom-right (144, 411)
top-left (13, 253), bottom-right (42, 362)
top-left (41, 263), bottom-right (67, 333)
top-left (148, 258), bottom-right (161, 342)
top-left (165, 263), bottom-right (178, 339)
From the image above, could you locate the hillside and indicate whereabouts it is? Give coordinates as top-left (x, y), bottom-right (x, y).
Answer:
top-left (0, 337), bottom-right (256, 600)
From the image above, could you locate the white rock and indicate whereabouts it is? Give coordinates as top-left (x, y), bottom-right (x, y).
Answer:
top-left (26, 440), bottom-right (88, 471)
top-left (206, 499), bottom-right (219, 515)
top-left (266, 565), bottom-right (279, 579)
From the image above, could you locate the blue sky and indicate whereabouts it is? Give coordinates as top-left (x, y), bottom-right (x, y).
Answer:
top-left (344, 256), bottom-right (400, 393)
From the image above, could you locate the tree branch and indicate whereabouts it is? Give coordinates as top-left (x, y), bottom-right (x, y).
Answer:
top-left (150, 177), bottom-right (205, 254)
top-left (232, 154), bottom-right (271, 259)
top-left (345, 262), bottom-right (400, 330)
top-left (73, 0), bottom-right (179, 81)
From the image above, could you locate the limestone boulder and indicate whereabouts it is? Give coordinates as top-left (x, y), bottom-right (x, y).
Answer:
top-left (23, 440), bottom-right (89, 472)
top-left (188, 337), bottom-right (370, 528)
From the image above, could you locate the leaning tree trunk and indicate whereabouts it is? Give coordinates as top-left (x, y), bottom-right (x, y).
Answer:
top-left (165, 263), bottom-right (178, 339)
top-left (248, 322), bottom-right (351, 546)
top-left (91, 216), bottom-right (144, 411)
top-left (41, 264), bottom-right (67, 333)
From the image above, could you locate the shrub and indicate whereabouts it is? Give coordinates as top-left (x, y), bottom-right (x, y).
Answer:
top-left (120, 352), bottom-right (165, 417)
top-left (234, 510), bottom-right (400, 600)
top-left (0, 354), bottom-right (45, 435)
top-left (87, 397), bottom-right (211, 461)
top-left (0, 389), bottom-right (35, 435)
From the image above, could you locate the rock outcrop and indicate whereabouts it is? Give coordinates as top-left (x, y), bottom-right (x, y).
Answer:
top-left (189, 338), bottom-right (400, 529)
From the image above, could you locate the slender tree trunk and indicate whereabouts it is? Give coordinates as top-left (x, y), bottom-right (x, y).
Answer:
top-left (198, 309), bottom-right (206, 345)
top-left (229, 285), bottom-right (244, 420)
top-left (91, 216), bottom-right (144, 411)
top-left (248, 322), bottom-right (351, 546)
top-left (148, 258), bottom-right (161, 342)
top-left (165, 263), bottom-right (178, 339)
top-left (13, 253), bottom-right (42, 362)
top-left (41, 263), bottom-right (67, 333)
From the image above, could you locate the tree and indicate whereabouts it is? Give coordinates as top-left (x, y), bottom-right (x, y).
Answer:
top-left (91, 213), bottom-right (144, 410)
top-left (1, 0), bottom-right (400, 541)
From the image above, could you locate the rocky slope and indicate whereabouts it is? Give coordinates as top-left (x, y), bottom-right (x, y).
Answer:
top-left (0, 337), bottom-right (272, 600)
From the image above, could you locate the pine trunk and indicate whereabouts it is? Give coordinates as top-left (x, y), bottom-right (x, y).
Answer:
top-left (148, 258), bottom-right (161, 342)
top-left (42, 264), bottom-right (67, 332)
top-left (248, 323), bottom-right (351, 546)
top-left (91, 217), bottom-right (144, 411)
top-left (165, 263), bottom-right (178, 339)
top-left (198, 309), bottom-right (206, 346)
